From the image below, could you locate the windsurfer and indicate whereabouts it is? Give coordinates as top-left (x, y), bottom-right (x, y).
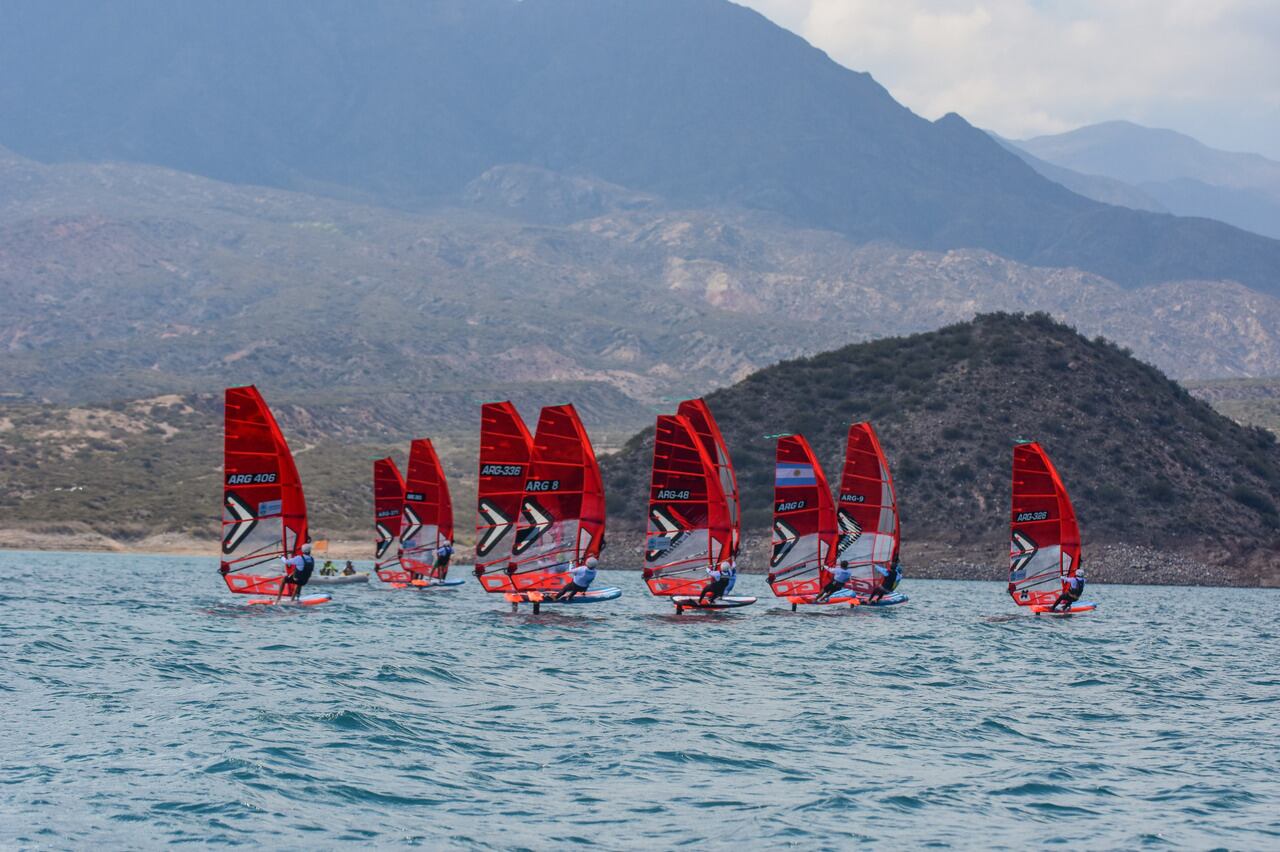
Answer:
top-left (816, 560), bottom-right (854, 602)
top-left (698, 561), bottom-right (732, 603)
top-left (867, 555), bottom-right (902, 603)
top-left (432, 540), bottom-right (454, 580)
top-left (723, 559), bottom-right (738, 594)
top-left (552, 556), bottom-right (598, 601)
top-left (1049, 570), bottom-right (1086, 612)
top-left (281, 543), bottom-right (316, 600)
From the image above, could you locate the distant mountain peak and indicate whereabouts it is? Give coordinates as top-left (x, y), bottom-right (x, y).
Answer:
top-left (2, 0), bottom-right (1280, 291)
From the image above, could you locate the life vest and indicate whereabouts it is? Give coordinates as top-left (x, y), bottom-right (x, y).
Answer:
top-left (296, 554), bottom-right (315, 583)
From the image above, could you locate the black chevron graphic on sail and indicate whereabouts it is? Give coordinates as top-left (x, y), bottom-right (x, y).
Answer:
top-left (770, 518), bottom-right (798, 568)
top-left (476, 499), bottom-right (512, 558)
top-left (400, 504), bottom-right (423, 546)
top-left (222, 491), bottom-right (257, 555)
top-left (835, 508), bottom-right (862, 556)
top-left (375, 522), bottom-right (394, 559)
top-left (646, 505), bottom-right (688, 562)
top-left (512, 497), bottom-right (553, 555)
top-left (1010, 530), bottom-right (1038, 576)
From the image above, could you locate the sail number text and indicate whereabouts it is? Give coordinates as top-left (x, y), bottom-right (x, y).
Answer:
top-left (226, 473), bottom-right (277, 485)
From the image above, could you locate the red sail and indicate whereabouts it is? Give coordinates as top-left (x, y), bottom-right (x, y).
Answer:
top-left (767, 434), bottom-right (838, 599)
top-left (677, 398), bottom-right (741, 556)
top-left (509, 404), bottom-right (606, 592)
top-left (220, 385), bottom-right (308, 596)
top-left (1009, 442), bottom-right (1082, 608)
top-left (475, 402), bottom-right (534, 593)
top-left (834, 422), bottom-right (900, 594)
top-left (400, 438), bottom-right (454, 580)
top-left (372, 457), bottom-right (407, 583)
top-left (644, 414), bottom-right (733, 597)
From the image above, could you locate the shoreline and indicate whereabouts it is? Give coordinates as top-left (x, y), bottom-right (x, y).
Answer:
top-left (2, 537), bottom-right (1276, 589)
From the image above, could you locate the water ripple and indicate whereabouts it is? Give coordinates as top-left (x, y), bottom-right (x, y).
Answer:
top-left (1, 551), bottom-right (1279, 848)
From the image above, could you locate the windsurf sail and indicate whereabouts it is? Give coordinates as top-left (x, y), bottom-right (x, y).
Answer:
top-left (835, 422), bottom-right (900, 594)
top-left (644, 414), bottom-right (733, 597)
top-left (401, 438), bottom-right (453, 581)
top-left (372, 457), bottom-right (407, 583)
top-left (475, 402), bottom-right (535, 593)
top-left (1009, 441), bottom-right (1082, 608)
top-left (508, 404), bottom-right (606, 592)
top-left (767, 434), bottom-right (838, 598)
top-left (220, 385), bottom-right (308, 596)
top-left (677, 398), bottom-right (741, 557)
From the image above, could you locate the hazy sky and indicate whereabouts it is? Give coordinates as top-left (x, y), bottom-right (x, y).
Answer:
top-left (737, 0), bottom-right (1280, 158)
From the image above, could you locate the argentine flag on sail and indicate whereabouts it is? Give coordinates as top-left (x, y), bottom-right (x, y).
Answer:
top-left (775, 463), bottom-right (817, 487)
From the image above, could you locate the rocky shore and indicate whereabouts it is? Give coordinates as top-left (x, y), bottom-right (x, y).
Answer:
top-left (2, 528), bottom-right (1274, 588)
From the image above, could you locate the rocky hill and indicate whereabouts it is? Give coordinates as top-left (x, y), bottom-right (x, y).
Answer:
top-left (3, 0), bottom-right (1280, 291)
top-left (600, 315), bottom-right (1280, 586)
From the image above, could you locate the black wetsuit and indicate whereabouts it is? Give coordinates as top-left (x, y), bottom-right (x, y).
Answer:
top-left (432, 546), bottom-right (453, 580)
top-left (288, 554), bottom-right (315, 596)
top-left (1050, 577), bottom-right (1085, 611)
top-left (868, 565), bottom-right (901, 603)
top-left (699, 575), bottom-right (730, 603)
top-left (554, 581), bottom-right (589, 601)
top-left (816, 569), bottom-right (853, 602)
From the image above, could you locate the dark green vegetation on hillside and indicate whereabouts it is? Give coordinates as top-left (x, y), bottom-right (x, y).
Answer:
top-left (0, 392), bottom-right (634, 546)
top-left (3, 0), bottom-right (1280, 291)
top-left (601, 315), bottom-right (1280, 569)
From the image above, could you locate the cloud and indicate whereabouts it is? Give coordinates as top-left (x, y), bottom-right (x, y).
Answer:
top-left (736, 0), bottom-right (1280, 156)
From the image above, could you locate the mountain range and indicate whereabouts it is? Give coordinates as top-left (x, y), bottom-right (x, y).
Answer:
top-left (1005, 121), bottom-right (1280, 240)
top-left (6, 145), bottom-right (1280, 425)
top-left (2, 0), bottom-right (1279, 295)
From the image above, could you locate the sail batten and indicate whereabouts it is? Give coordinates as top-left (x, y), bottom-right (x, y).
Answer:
top-left (677, 399), bottom-right (741, 558)
top-left (475, 402), bottom-right (535, 593)
top-left (508, 404), bottom-right (606, 592)
top-left (1009, 442), bottom-right (1082, 608)
top-left (220, 385), bottom-right (308, 596)
top-left (644, 414), bottom-right (732, 597)
top-left (372, 457), bottom-right (407, 583)
top-left (835, 422), bottom-right (900, 594)
top-left (767, 434), bottom-right (838, 599)
top-left (400, 439), bottom-right (453, 580)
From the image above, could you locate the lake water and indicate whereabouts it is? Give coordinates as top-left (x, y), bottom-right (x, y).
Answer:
top-left (2, 551), bottom-right (1278, 849)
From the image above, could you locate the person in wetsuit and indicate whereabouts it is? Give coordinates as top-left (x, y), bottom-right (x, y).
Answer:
top-left (342, 560), bottom-right (357, 576)
top-left (723, 559), bottom-right (739, 595)
top-left (698, 561), bottom-right (732, 604)
top-left (553, 556), bottom-right (599, 601)
top-left (867, 554), bottom-right (902, 603)
top-left (432, 541), bottom-right (454, 581)
top-left (281, 542), bottom-right (315, 600)
top-left (1049, 570), bottom-right (1086, 612)
top-left (816, 560), bottom-right (854, 602)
